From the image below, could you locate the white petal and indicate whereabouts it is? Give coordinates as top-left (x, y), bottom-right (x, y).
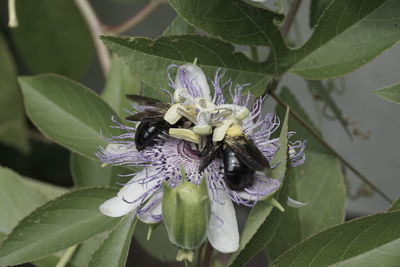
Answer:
top-left (287, 197), bottom-right (308, 208)
top-left (137, 191), bottom-right (162, 224)
top-left (207, 186), bottom-right (239, 253)
top-left (99, 196), bottom-right (136, 217)
top-left (237, 177), bottom-right (280, 201)
top-left (176, 64), bottom-right (211, 101)
top-left (118, 170), bottom-right (160, 200)
top-left (99, 169), bottom-right (160, 218)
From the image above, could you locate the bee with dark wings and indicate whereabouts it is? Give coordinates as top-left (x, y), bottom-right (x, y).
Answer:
top-left (126, 94), bottom-right (270, 191)
top-left (199, 124), bottom-right (270, 191)
top-left (125, 95), bottom-right (195, 151)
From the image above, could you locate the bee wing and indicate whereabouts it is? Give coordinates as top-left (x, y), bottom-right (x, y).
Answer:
top-left (125, 110), bottom-right (165, 122)
top-left (225, 135), bottom-right (270, 171)
top-left (126, 94), bottom-right (170, 109)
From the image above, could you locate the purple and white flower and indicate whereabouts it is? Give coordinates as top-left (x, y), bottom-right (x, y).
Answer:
top-left (97, 64), bottom-right (305, 253)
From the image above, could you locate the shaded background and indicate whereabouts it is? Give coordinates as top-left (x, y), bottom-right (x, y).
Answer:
top-left (0, 0), bottom-right (399, 266)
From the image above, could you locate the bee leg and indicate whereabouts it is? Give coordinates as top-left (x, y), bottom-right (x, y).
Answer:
top-left (199, 143), bottom-right (222, 172)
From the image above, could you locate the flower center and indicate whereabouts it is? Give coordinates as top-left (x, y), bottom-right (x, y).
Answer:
top-left (177, 141), bottom-right (201, 161)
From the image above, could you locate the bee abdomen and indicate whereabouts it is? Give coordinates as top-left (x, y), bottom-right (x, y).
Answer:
top-left (223, 148), bottom-right (255, 190)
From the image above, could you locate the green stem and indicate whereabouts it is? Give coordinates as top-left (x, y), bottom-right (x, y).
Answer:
top-left (281, 0), bottom-right (303, 37)
top-left (55, 245), bottom-right (78, 267)
top-left (184, 259), bottom-right (193, 267)
top-left (270, 91), bottom-right (393, 203)
top-left (199, 242), bottom-right (213, 267)
top-left (106, 0), bottom-right (165, 34)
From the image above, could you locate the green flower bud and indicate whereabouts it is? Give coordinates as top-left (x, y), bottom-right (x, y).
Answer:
top-left (162, 171), bottom-right (210, 249)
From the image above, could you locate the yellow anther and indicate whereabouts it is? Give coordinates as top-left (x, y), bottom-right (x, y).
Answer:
top-left (169, 128), bottom-right (201, 144)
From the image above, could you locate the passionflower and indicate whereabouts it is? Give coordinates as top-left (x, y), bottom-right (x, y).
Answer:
top-left (97, 64), bottom-right (305, 253)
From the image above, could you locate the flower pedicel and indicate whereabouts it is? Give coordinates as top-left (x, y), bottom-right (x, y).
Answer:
top-left (97, 64), bottom-right (306, 253)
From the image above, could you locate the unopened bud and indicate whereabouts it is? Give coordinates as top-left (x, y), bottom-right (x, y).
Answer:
top-left (162, 172), bottom-right (210, 249)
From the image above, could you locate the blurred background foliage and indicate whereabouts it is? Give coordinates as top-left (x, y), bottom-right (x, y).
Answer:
top-left (0, 0), bottom-right (399, 266)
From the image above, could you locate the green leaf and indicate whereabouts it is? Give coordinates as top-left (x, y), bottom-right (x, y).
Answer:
top-left (266, 88), bottom-right (346, 260)
top-left (228, 108), bottom-right (290, 267)
top-left (0, 188), bottom-right (120, 266)
top-left (375, 82), bottom-right (400, 105)
top-left (388, 198), bottom-right (400, 211)
top-left (23, 178), bottom-right (68, 200)
top-left (88, 215), bottom-right (136, 267)
top-left (134, 221), bottom-right (178, 262)
top-left (168, 0), bottom-right (286, 69)
top-left (0, 167), bottom-right (65, 239)
top-left (71, 153), bottom-right (111, 187)
top-left (0, 31), bottom-right (30, 153)
top-left (34, 232), bottom-right (110, 267)
top-left (0, 167), bottom-right (67, 266)
top-left (309, 0), bottom-right (333, 27)
top-left (11, 0), bottom-right (93, 79)
top-left (271, 211), bottom-right (400, 266)
top-left (101, 35), bottom-right (271, 96)
top-left (163, 15), bottom-right (195, 35)
top-left (70, 152), bottom-right (135, 188)
top-left (307, 80), bottom-right (352, 139)
top-left (19, 74), bottom-right (121, 159)
top-left (285, 0), bottom-right (400, 79)
top-left (267, 151), bottom-right (346, 260)
top-left (102, 55), bottom-right (141, 118)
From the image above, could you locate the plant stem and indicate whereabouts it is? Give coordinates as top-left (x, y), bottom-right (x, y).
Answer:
top-left (270, 91), bottom-right (393, 204)
top-left (8, 0), bottom-right (18, 28)
top-left (281, 0), bottom-right (303, 37)
top-left (74, 0), bottom-right (110, 76)
top-left (106, 0), bottom-right (164, 34)
top-left (55, 245), bottom-right (78, 267)
top-left (199, 242), bottom-right (213, 267)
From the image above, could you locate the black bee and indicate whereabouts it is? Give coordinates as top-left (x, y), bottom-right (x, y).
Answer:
top-left (199, 124), bottom-right (270, 191)
top-left (125, 95), bottom-right (186, 151)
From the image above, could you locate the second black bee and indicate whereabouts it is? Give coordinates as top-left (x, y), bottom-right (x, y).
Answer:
top-left (199, 124), bottom-right (270, 191)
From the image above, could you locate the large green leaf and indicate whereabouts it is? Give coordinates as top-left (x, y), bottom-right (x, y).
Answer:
top-left (101, 35), bottom-right (271, 96)
top-left (33, 232), bottom-right (110, 267)
top-left (0, 188), bottom-right (120, 266)
top-left (19, 74), bottom-right (121, 159)
top-left (375, 82), bottom-right (400, 105)
top-left (0, 167), bottom-right (65, 242)
top-left (266, 88), bottom-right (346, 260)
top-left (0, 167), bottom-right (67, 266)
top-left (88, 215), bottom-right (136, 267)
top-left (71, 153), bottom-right (115, 188)
top-left (228, 108), bottom-right (290, 267)
top-left (271, 211), bottom-right (400, 266)
top-left (23, 178), bottom-right (68, 200)
top-left (0, 32), bottom-right (29, 153)
top-left (102, 55), bottom-right (141, 118)
top-left (286, 0), bottom-right (400, 79)
top-left (134, 221), bottom-right (179, 262)
top-left (388, 198), bottom-right (400, 211)
top-left (168, 0), bottom-right (286, 74)
top-left (267, 151), bottom-right (346, 260)
top-left (170, 0), bottom-right (400, 79)
top-left (11, 0), bottom-right (93, 79)
top-left (169, 1), bottom-right (285, 47)
top-left (163, 15), bottom-right (195, 35)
